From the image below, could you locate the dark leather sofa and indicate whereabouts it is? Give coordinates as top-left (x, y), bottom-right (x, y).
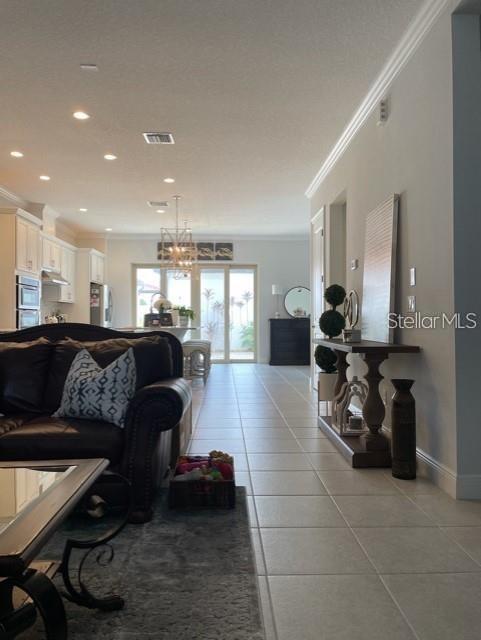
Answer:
top-left (0, 323), bottom-right (192, 523)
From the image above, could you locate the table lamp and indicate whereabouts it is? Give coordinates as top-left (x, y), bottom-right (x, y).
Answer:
top-left (272, 284), bottom-right (283, 318)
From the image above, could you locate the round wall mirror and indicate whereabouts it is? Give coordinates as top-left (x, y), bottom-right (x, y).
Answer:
top-left (284, 286), bottom-right (311, 318)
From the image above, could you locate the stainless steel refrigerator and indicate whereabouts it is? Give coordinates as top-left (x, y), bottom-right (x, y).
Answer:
top-left (90, 283), bottom-right (113, 327)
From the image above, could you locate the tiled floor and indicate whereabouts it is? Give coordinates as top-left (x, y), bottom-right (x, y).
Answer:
top-left (189, 363), bottom-right (481, 640)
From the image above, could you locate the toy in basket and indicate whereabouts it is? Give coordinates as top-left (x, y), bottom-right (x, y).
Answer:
top-left (168, 450), bottom-right (236, 508)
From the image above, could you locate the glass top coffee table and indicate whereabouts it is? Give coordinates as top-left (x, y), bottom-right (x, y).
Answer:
top-left (0, 459), bottom-right (130, 640)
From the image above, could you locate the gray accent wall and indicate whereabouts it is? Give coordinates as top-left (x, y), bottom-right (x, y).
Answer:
top-left (452, 14), bottom-right (481, 489)
top-left (310, 6), bottom-right (458, 489)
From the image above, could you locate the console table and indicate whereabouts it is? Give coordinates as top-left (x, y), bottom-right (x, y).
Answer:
top-left (269, 318), bottom-right (310, 365)
top-left (313, 338), bottom-right (420, 467)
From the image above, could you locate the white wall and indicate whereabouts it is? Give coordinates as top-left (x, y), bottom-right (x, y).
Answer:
top-left (310, 6), bottom-right (459, 492)
top-left (105, 236), bottom-right (309, 363)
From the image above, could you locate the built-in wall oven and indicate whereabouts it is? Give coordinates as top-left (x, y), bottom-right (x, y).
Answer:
top-left (16, 275), bottom-right (40, 329)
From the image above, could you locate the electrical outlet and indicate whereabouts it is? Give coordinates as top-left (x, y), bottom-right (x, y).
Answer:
top-left (350, 258), bottom-right (359, 271)
top-left (407, 295), bottom-right (416, 312)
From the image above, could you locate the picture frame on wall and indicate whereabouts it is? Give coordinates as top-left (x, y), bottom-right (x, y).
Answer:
top-left (196, 242), bottom-right (215, 261)
top-left (157, 241), bottom-right (173, 261)
top-left (215, 242), bottom-right (234, 261)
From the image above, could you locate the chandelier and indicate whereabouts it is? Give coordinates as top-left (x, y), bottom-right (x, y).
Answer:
top-left (158, 195), bottom-right (196, 279)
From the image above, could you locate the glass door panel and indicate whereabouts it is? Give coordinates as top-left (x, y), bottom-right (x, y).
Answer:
top-left (135, 267), bottom-right (161, 327)
top-left (229, 268), bottom-right (255, 360)
top-left (200, 269), bottom-right (225, 361)
top-left (166, 270), bottom-right (191, 307)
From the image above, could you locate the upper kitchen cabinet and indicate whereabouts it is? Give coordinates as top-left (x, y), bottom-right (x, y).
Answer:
top-left (41, 235), bottom-right (62, 272)
top-left (16, 214), bottom-right (40, 275)
top-left (59, 246), bottom-right (76, 303)
top-left (90, 251), bottom-right (105, 284)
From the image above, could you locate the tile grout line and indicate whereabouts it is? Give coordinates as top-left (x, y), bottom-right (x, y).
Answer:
top-left (232, 366), bottom-right (280, 640)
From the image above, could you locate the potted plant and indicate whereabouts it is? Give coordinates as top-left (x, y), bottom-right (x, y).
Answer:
top-left (315, 345), bottom-right (338, 400)
top-left (175, 306), bottom-right (196, 327)
top-left (319, 284), bottom-right (346, 338)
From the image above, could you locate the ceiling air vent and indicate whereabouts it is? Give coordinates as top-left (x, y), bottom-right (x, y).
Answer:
top-left (142, 132), bottom-right (175, 145)
top-left (148, 201), bottom-right (169, 208)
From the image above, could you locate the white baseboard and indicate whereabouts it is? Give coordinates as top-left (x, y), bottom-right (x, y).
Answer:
top-left (415, 447), bottom-right (457, 497)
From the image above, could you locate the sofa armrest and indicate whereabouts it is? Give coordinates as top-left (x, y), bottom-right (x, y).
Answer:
top-left (121, 377), bottom-right (192, 522)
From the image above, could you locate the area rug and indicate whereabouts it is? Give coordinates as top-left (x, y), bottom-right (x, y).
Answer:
top-left (25, 488), bottom-right (265, 640)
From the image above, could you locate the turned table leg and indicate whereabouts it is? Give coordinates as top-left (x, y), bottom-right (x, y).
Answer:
top-left (361, 352), bottom-right (389, 451)
top-left (334, 350), bottom-right (348, 398)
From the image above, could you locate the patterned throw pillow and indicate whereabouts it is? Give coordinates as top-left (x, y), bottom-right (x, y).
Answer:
top-left (53, 348), bottom-right (137, 428)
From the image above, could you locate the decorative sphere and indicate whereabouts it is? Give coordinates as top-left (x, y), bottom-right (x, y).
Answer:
top-left (324, 284), bottom-right (346, 308)
top-left (319, 309), bottom-right (345, 338)
top-left (314, 346), bottom-right (337, 373)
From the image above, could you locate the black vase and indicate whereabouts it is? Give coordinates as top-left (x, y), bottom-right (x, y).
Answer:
top-left (391, 379), bottom-right (416, 479)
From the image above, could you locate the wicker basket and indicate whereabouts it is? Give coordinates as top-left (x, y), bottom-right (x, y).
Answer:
top-left (168, 456), bottom-right (236, 509)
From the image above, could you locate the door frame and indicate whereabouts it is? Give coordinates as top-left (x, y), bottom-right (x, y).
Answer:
top-left (310, 207), bottom-right (326, 388)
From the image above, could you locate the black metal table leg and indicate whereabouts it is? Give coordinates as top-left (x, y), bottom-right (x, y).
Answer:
top-left (0, 570), bottom-right (66, 640)
top-left (60, 472), bottom-right (132, 612)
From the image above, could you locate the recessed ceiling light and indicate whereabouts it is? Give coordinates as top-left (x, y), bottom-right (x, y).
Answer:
top-left (156, 209), bottom-right (166, 213)
top-left (73, 111), bottom-right (90, 120)
top-left (104, 227), bottom-right (113, 232)
top-left (104, 154), bottom-right (117, 160)
top-left (80, 63), bottom-right (98, 71)
top-left (39, 175), bottom-right (51, 181)
top-left (163, 177), bottom-right (175, 183)
top-left (10, 150), bottom-right (24, 158)
top-left (79, 208), bottom-right (88, 212)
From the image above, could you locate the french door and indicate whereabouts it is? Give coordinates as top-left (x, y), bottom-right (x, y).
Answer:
top-left (195, 265), bottom-right (257, 363)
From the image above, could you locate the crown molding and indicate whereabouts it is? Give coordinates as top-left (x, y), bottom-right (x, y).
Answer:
top-left (305, 0), bottom-right (451, 199)
top-left (0, 185), bottom-right (28, 208)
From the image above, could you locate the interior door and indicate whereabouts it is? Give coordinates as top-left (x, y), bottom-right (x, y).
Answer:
top-left (310, 207), bottom-right (325, 388)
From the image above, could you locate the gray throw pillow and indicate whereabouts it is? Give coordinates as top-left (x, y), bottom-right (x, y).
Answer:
top-left (53, 348), bottom-right (136, 428)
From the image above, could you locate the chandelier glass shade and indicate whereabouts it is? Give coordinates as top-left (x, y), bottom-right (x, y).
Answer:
top-left (158, 195), bottom-right (196, 279)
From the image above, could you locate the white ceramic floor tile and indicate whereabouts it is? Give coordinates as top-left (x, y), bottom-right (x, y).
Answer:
top-left (248, 453), bottom-right (312, 471)
top-left (189, 439), bottom-right (245, 454)
top-left (241, 419), bottom-right (288, 428)
top-left (247, 496), bottom-right (259, 527)
top-left (256, 576), bottom-right (277, 640)
top-left (243, 428), bottom-right (293, 439)
top-left (297, 438), bottom-right (337, 453)
top-left (234, 471), bottom-right (252, 495)
top-left (334, 495), bottom-right (435, 527)
top-left (440, 527), bottom-right (481, 565)
top-left (382, 573), bottom-right (481, 640)
top-left (255, 495), bottom-right (345, 527)
top-left (411, 494), bottom-right (481, 526)
top-left (245, 439), bottom-right (303, 453)
top-left (250, 470), bottom-right (327, 496)
top-left (250, 528), bottom-right (266, 575)
top-left (269, 575), bottom-right (417, 640)
top-left (386, 473), bottom-right (442, 495)
top-left (194, 428), bottom-right (244, 439)
top-left (196, 418), bottom-right (242, 428)
top-left (261, 527), bottom-right (372, 575)
top-left (317, 469), bottom-right (402, 496)
top-left (289, 427), bottom-right (325, 438)
top-left (354, 526), bottom-right (479, 573)
top-left (306, 452), bottom-right (351, 470)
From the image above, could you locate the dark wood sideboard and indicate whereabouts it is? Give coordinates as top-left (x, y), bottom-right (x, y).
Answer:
top-left (269, 318), bottom-right (310, 365)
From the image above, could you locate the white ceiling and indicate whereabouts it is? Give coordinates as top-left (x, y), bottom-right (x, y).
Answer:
top-left (0, 0), bottom-right (423, 236)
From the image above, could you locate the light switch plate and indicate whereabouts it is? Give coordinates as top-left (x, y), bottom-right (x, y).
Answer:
top-left (351, 258), bottom-right (359, 271)
top-left (410, 267), bottom-right (416, 286)
top-left (407, 295), bottom-right (416, 312)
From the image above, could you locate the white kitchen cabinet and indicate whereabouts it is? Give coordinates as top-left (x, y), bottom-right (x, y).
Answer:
top-left (90, 252), bottom-right (105, 284)
top-left (59, 247), bottom-right (76, 303)
top-left (42, 236), bottom-right (62, 272)
top-left (16, 216), bottom-right (39, 274)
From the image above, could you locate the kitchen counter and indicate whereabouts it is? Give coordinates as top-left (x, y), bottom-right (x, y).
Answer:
top-left (115, 326), bottom-right (198, 342)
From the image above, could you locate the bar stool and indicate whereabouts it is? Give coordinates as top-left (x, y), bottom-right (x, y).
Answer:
top-left (183, 340), bottom-right (211, 381)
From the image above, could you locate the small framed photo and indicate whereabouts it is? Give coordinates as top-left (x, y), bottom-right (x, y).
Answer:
top-left (196, 242), bottom-right (215, 261)
top-left (215, 242), bottom-right (234, 261)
